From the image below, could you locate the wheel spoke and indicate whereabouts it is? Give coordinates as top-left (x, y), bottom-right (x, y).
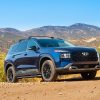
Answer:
top-left (43, 64), bottom-right (51, 79)
top-left (8, 69), bottom-right (13, 82)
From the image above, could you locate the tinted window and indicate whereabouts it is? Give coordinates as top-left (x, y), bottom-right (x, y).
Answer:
top-left (8, 44), bottom-right (18, 54)
top-left (17, 40), bottom-right (28, 52)
top-left (37, 39), bottom-right (74, 47)
top-left (27, 39), bottom-right (38, 48)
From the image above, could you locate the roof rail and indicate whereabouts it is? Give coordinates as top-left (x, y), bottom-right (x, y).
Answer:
top-left (18, 39), bottom-right (26, 42)
top-left (28, 36), bottom-right (54, 39)
top-left (57, 38), bottom-right (63, 40)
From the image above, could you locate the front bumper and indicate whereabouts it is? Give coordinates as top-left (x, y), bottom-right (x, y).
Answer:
top-left (56, 61), bottom-right (100, 73)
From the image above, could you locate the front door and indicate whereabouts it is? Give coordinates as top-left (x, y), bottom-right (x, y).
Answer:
top-left (21, 39), bottom-right (40, 76)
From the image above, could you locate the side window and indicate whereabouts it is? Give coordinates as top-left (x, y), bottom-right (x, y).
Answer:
top-left (27, 39), bottom-right (38, 49)
top-left (16, 40), bottom-right (28, 52)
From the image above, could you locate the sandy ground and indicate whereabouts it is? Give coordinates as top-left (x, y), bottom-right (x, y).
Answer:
top-left (0, 76), bottom-right (100, 100)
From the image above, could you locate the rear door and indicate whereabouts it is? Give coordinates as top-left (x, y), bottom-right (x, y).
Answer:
top-left (13, 40), bottom-right (28, 70)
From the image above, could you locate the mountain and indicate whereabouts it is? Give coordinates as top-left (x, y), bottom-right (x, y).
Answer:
top-left (0, 28), bottom-right (21, 34)
top-left (0, 28), bottom-right (22, 39)
top-left (25, 23), bottom-right (100, 39)
top-left (0, 23), bottom-right (100, 51)
top-left (0, 28), bottom-right (23, 50)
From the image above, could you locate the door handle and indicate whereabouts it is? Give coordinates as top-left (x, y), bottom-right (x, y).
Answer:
top-left (12, 55), bottom-right (15, 58)
top-left (12, 53), bottom-right (22, 58)
top-left (24, 53), bottom-right (27, 56)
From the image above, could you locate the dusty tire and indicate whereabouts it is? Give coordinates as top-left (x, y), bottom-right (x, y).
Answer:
top-left (41, 60), bottom-right (57, 82)
top-left (81, 71), bottom-right (97, 80)
top-left (6, 66), bottom-right (18, 83)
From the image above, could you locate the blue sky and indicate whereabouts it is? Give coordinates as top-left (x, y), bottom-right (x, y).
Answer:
top-left (0, 0), bottom-right (100, 30)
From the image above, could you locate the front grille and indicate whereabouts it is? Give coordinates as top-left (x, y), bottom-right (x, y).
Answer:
top-left (71, 51), bottom-right (98, 62)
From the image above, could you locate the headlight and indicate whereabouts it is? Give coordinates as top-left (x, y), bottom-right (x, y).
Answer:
top-left (60, 53), bottom-right (71, 59)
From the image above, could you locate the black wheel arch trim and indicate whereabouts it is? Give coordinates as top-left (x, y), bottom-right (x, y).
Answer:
top-left (5, 61), bottom-right (15, 74)
top-left (39, 54), bottom-right (56, 72)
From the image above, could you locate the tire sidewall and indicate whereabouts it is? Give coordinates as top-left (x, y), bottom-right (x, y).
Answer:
top-left (7, 66), bottom-right (17, 83)
top-left (41, 60), bottom-right (57, 82)
top-left (81, 71), bottom-right (97, 80)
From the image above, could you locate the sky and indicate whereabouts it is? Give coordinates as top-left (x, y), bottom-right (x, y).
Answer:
top-left (0, 0), bottom-right (100, 30)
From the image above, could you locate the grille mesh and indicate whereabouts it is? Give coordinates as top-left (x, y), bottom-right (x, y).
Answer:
top-left (71, 51), bottom-right (98, 62)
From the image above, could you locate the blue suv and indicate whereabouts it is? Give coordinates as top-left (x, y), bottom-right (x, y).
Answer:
top-left (4, 36), bottom-right (100, 82)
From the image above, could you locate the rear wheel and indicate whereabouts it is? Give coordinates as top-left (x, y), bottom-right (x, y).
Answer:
top-left (81, 71), bottom-right (97, 80)
top-left (6, 66), bottom-right (18, 83)
top-left (41, 60), bottom-right (57, 82)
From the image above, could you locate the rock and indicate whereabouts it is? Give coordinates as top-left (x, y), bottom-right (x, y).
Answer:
top-left (58, 92), bottom-right (63, 95)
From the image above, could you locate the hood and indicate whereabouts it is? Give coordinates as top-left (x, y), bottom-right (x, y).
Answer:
top-left (53, 46), bottom-right (96, 53)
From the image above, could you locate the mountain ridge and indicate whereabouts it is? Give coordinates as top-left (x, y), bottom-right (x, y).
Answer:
top-left (0, 23), bottom-right (100, 32)
top-left (0, 23), bottom-right (100, 50)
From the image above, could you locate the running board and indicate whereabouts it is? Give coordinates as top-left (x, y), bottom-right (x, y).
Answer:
top-left (17, 74), bottom-right (41, 79)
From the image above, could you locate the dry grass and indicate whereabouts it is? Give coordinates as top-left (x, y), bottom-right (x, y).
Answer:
top-left (0, 52), bottom-right (6, 82)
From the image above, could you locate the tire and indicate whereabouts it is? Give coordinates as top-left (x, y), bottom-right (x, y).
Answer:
top-left (81, 71), bottom-right (97, 80)
top-left (6, 66), bottom-right (18, 83)
top-left (41, 60), bottom-right (57, 82)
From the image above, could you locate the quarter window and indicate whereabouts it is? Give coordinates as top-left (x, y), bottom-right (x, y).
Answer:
top-left (16, 40), bottom-right (28, 52)
top-left (8, 44), bottom-right (18, 54)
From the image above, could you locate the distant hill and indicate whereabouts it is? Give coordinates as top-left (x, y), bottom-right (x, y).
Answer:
top-left (0, 28), bottom-right (21, 34)
top-left (25, 23), bottom-right (100, 39)
top-left (0, 28), bottom-right (23, 50)
top-left (0, 28), bottom-right (22, 39)
top-left (0, 23), bottom-right (100, 51)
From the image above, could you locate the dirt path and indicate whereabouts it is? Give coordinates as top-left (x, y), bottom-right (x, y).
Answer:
top-left (0, 77), bottom-right (100, 100)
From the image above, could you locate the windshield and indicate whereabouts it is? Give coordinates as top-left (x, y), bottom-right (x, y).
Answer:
top-left (37, 39), bottom-right (74, 47)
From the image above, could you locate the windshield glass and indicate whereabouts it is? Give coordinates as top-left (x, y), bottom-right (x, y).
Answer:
top-left (37, 39), bottom-right (74, 47)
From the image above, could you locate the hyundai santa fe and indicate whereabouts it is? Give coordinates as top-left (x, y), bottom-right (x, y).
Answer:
top-left (4, 36), bottom-right (100, 82)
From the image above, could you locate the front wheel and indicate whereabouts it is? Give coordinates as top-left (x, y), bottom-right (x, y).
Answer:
top-left (81, 71), bottom-right (97, 80)
top-left (6, 66), bottom-right (18, 83)
top-left (41, 60), bottom-right (57, 82)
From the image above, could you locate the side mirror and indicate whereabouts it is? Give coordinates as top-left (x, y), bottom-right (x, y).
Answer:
top-left (28, 46), bottom-right (39, 51)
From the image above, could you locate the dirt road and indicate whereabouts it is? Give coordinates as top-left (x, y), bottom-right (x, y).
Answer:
top-left (0, 76), bottom-right (100, 100)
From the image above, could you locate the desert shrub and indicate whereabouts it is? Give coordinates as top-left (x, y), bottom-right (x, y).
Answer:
top-left (0, 52), bottom-right (6, 82)
top-left (0, 66), bottom-right (6, 82)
